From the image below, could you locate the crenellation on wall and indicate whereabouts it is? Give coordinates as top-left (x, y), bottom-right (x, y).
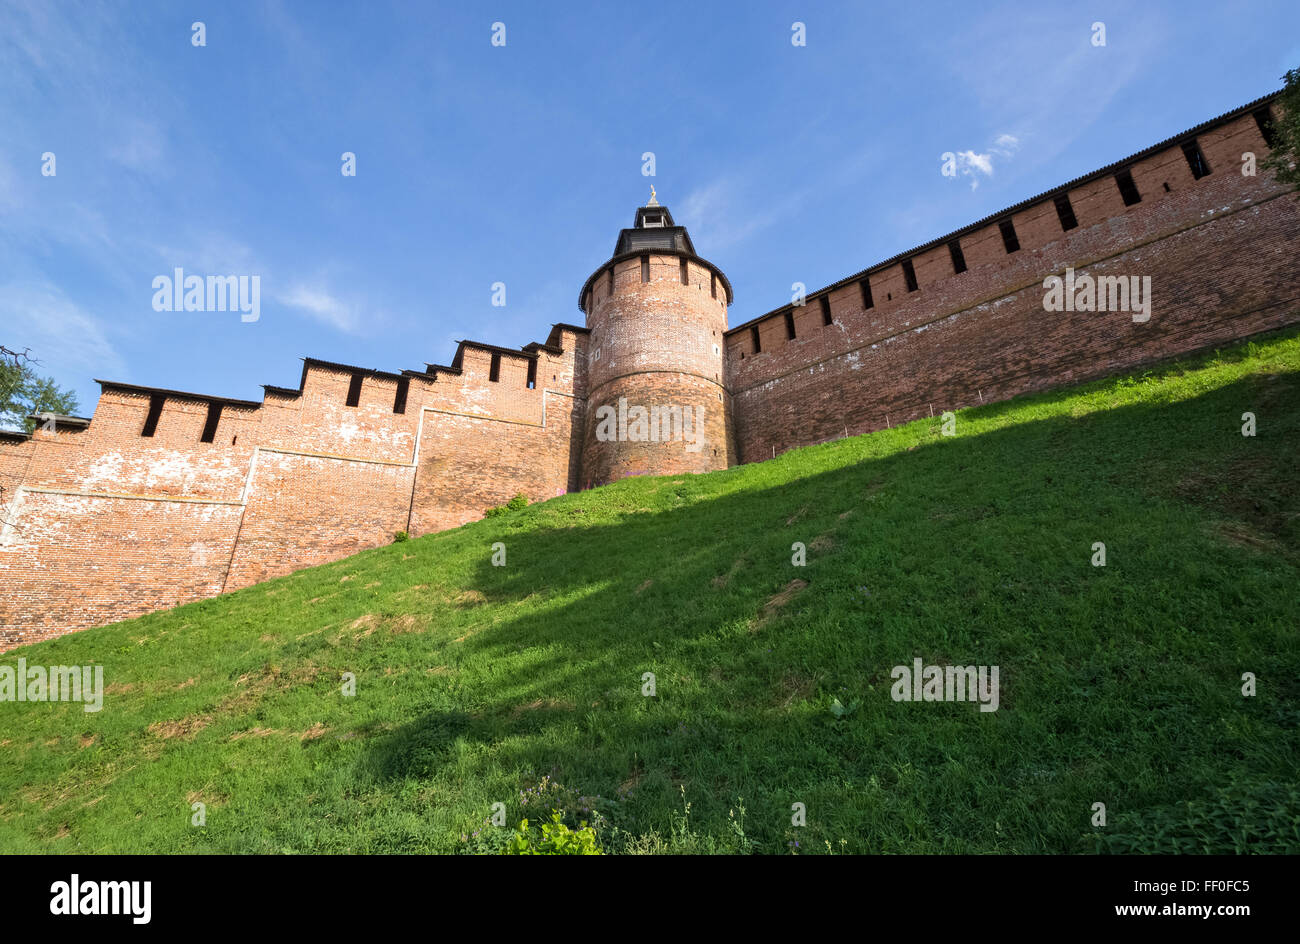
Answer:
top-left (0, 322), bottom-right (591, 648)
top-left (2, 92), bottom-right (1296, 649)
top-left (723, 106), bottom-right (1299, 461)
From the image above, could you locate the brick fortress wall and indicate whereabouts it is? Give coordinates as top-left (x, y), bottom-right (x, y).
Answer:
top-left (1, 93), bottom-right (1295, 649)
top-left (723, 99), bottom-right (1300, 462)
top-left (580, 253), bottom-right (735, 485)
top-left (0, 325), bottom-right (587, 649)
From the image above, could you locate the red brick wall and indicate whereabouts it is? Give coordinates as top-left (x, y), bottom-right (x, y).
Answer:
top-left (2, 101), bottom-right (1294, 650)
top-left (0, 490), bottom-right (243, 649)
top-left (725, 110), bottom-right (1300, 462)
top-left (580, 254), bottom-right (735, 484)
top-left (0, 327), bottom-right (588, 650)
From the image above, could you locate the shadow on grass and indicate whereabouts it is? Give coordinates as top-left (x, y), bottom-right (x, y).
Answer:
top-left (356, 373), bottom-right (1300, 852)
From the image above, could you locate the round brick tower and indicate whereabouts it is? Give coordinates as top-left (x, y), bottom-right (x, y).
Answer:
top-left (577, 195), bottom-right (736, 487)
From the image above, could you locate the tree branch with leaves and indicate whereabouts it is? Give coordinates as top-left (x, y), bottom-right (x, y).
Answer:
top-left (1262, 67), bottom-right (1300, 190)
top-left (1, 345), bottom-right (80, 433)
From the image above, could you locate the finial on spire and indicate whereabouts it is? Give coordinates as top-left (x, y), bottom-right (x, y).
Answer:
top-left (647, 185), bottom-right (659, 206)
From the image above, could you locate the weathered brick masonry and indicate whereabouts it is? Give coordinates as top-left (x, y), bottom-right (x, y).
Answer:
top-left (0, 325), bottom-right (588, 648)
top-left (1, 93), bottom-right (1296, 648)
top-left (725, 96), bottom-right (1300, 461)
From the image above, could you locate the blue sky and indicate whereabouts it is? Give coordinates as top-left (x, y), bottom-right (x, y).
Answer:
top-left (2, 0), bottom-right (1297, 416)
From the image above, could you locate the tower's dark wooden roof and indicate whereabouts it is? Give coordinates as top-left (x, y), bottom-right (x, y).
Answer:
top-left (578, 202), bottom-right (735, 311)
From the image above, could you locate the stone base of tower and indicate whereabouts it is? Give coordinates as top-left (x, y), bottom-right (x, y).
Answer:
top-left (580, 372), bottom-right (735, 488)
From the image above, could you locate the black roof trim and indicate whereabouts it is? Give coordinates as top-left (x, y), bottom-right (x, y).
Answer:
top-left (634, 205), bottom-right (676, 227)
top-left (99, 324), bottom-right (588, 411)
top-left (578, 247), bottom-right (735, 312)
top-left (425, 324), bottom-right (589, 377)
top-left (95, 379), bottom-right (262, 409)
top-left (261, 384), bottom-right (302, 398)
top-left (301, 357), bottom-right (411, 382)
top-left (264, 358), bottom-right (429, 398)
top-left (725, 89), bottom-right (1282, 336)
top-left (0, 429), bottom-right (31, 442)
top-left (611, 224), bottom-right (698, 258)
top-left (457, 340), bottom-right (540, 360)
top-left (27, 412), bottom-right (92, 430)
top-left (423, 341), bottom-right (534, 376)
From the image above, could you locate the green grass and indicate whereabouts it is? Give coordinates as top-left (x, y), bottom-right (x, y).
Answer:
top-left (2, 328), bottom-right (1299, 854)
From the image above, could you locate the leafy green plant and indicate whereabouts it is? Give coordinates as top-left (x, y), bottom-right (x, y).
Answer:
top-left (2, 328), bottom-right (1298, 854)
top-left (504, 810), bottom-right (602, 855)
top-left (828, 696), bottom-right (860, 720)
top-left (483, 493), bottom-right (530, 518)
top-left (1088, 777), bottom-right (1300, 854)
top-left (392, 530), bottom-right (409, 543)
top-left (1262, 67), bottom-right (1300, 191)
top-left (0, 345), bottom-right (79, 433)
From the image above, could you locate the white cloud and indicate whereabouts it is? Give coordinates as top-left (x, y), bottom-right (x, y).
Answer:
top-left (0, 281), bottom-right (126, 380)
top-left (951, 133), bottom-right (1021, 190)
top-left (959, 150), bottom-right (994, 176)
top-left (276, 284), bottom-right (360, 333)
top-left (939, 8), bottom-right (1159, 173)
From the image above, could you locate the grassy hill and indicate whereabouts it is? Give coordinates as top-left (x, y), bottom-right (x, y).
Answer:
top-left (2, 328), bottom-right (1298, 854)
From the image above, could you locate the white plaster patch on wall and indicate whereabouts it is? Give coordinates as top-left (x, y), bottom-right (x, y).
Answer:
top-left (80, 449), bottom-right (245, 496)
top-left (0, 487), bottom-right (27, 546)
top-left (80, 451), bottom-right (127, 490)
top-left (142, 450), bottom-right (215, 493)
top-left (333, 417), bottom-right (363, 443)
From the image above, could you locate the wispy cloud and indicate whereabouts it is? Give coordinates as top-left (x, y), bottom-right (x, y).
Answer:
top-left (276, 284), bottom-right (361, 334)
top-left (678, 178), bottom-right (794, 251)
top-left (0, 281), bottom-right (126, 380)
top-left (680, 141), bottom-right (881, 253)
top-left (939, 8), bottom-right (1161, 171)
top-left (107, 120), bottom-right (169, 174)
top-left (949, 133), bottom-right (1021, 190)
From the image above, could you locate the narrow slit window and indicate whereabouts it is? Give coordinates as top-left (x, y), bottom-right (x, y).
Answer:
top-left (680, 258), bottom-right (689, 284)
top-left (489, 353), bottom-right (501, 382)
top-left (583, 289), bottom-right (591, 311)
top-left (784, 310), bottom-right (796, 340)
top-left (860, 277), bottom-right (874, 310)
top-left (393, 377), bottom-right (409, 414)
top-left (751, 325), bottom-right (762, 354)
top-left (640, 255), bottom-right (650, 282)
top-left (141, 394), bottom-right (164, 437)
top-left (607, 266), bottom-right (615, 295)
top-left (710, 272), bottom-right (717, 299)
top-left (199, 402), bottom-right (221, 443)
top-left (526, 359), bottom-right (537, 389)
top-left (901, 259), bottom-right (919, 291)
top-left (1053, 193), bottom-right (1078, 231)
top-left (998, 219), bottom-right (1020, 253)
top-left (346, 373), bottom-right (363, 407)
top-left (1181, 139), bottom-right (1211, 179)
top-left (1115, 169), bottom-right (1142, 206)
top-left (820, 295), bottom-right (833, 325)
top-left (947, 239), bottom-right (967, 274)
top-left (1253, 106), bottom-right (1279, 148)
